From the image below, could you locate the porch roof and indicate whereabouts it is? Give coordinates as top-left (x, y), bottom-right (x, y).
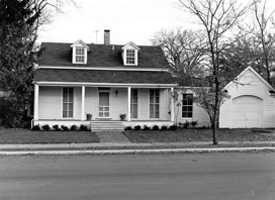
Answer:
top-left (34, 69), bottom-right (177, 86)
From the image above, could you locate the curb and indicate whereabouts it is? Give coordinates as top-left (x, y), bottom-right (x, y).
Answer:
top-left (1, 147), bottom-right (275, 156)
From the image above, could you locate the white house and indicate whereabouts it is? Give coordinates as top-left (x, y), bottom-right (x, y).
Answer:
top-left (33, 30), bottom-right (179, 130)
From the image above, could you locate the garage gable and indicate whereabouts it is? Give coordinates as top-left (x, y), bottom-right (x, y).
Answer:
top-left (223, 66), bottom-right (275, 94)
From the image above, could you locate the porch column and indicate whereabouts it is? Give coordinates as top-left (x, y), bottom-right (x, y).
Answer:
top-left (34, 84), bottom-right (39, 120)
top-left (127, 87), bottom-right (131, 121)
top-left (171, 87), bottom-right (175, 122)
top-left (81, 86), bottom-right (85, 121)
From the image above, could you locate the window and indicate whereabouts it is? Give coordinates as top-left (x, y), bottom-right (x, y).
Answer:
top-left (126, 49), bottom-right (135, 64)
top-left (131, 89), bottom-right (138, 118)
top-left (182, 94), bottom-right (193, 118)
top-left (75, 47), bottom-right (85, 63)
top-left (63, 88), bottom-right (73, 118)
top-left (150, 89), bottom-right (159, 118)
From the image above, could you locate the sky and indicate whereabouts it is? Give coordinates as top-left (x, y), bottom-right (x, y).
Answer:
top-left (37, 0), bottom-right (194, 45)
top-left (37, 0), bottom-right (275, 46)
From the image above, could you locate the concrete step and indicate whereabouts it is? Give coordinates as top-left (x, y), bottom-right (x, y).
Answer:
top-left (90, 121), bottom-right (124, 132)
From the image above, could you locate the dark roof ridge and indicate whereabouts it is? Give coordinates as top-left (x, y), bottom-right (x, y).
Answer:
top-left (40, 41), bottom-right (159, 48)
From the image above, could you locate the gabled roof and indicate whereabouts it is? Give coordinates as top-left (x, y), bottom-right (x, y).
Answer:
top-left (223, 66), bottom-right (275, 91)
top-left (121, 41), bottom-right (140, 51)
top-left (70, 39), bottom-right (90, 51)
top-left (38, 42), bottom-right (169, 69)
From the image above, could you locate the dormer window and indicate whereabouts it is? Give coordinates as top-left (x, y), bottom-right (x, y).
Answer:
top-left (75, 47), bottom-right (85, 63)
top-left (121, 41), bottom-right (140, 66)
top-left (126, 49), bottom-right (135, 64)
top-left (70, 39), bottom-right (90, 65)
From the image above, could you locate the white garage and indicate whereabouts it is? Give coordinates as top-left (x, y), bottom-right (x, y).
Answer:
top-left (232, 96), bottom-right (263, 128)
top-left (220, 67), bottom-right (275, 129)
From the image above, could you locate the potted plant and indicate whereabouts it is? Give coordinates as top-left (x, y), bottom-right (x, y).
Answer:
top-left (86, 113), bottom-right (92, 121)
top-left (119, 114), bottom-right (126, 121)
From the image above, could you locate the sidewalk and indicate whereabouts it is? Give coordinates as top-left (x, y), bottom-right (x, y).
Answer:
top-left (0, 141), bottom-right (275, 155)
top-left (1, 130), bottom-right (275, 155)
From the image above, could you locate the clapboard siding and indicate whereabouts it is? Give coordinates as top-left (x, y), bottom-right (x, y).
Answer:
top-left (38, 87), bottom-right (171, 122)
top-left (39, 86), bottom-right (61, 119)
top-left (174, 89), bottom-right (210, 127)
top-left (111, 88), bottom-right (128, 120)
top-left (85, 87), bottom-right (97, 119)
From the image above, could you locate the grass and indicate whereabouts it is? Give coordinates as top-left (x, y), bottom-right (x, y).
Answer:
top-left (123, 128), bottom-right (275, 143)
top-left (0, 129), bottom-right (100, 144)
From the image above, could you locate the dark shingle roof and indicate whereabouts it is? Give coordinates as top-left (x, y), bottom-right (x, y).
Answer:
top-left (38, 43), bottom-right (170, 69)
top-left (34, 69), bottom-right (176, 85)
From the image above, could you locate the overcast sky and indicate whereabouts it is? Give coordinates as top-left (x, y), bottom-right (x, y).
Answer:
top-left (37, 0), bottom-right (194, 45)
top-left (37, 0), bottom-right (275, 45)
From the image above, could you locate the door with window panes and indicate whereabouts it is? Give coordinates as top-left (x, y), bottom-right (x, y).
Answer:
top-left (98, 91), bottom-right (110, 117)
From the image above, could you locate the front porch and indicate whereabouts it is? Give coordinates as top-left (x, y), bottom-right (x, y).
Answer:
top-left (32, 84), bottom-right (175, 130)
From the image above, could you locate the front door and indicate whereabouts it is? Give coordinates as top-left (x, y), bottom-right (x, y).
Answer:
top-left (98, 92), bottom-right (110, 117)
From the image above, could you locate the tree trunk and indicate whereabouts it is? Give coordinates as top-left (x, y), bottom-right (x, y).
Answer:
top-left (212, 115), bottom-right (218, 145)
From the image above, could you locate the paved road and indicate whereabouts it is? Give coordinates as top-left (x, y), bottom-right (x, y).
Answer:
top-left (0, 153), bottom-right (275, 200)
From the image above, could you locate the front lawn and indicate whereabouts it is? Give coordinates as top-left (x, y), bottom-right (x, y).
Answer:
top-left (123, 128), bottom-right (275, 143)
top-left (0, 129), bottom-right (100, 144)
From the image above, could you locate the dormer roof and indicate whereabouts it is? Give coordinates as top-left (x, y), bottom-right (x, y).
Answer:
top-left (70, 39), bottom-right (90, 51)
top-left (121, 41), bottom-right (140, 51)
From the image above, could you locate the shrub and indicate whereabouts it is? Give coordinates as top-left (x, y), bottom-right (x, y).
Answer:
top-left (32, 124), bottom-right (40, 131)
top-left (80, 124), bottom-right (88, 131)
top-left (134, 125), bottom-right (141, 130)
top-left (169, 125), bottom-right (178, 130)
top-left (143, 125), bottom-right (151, 130)
top-left (124, 126), bottom-right (132, 131)
top-left (191, 120), bottom-right (198, 128)
top-left (42, 124), bottom-right (50, 131)
top-left (161, 125), bottom-right (168, 130)
top-left (52, 124), bottom-right (61, 131)
top-left (183, 121), bottom-right (190, 129)
top-left (61, 125), bottom-right (69, 131)
top-left (152, 125), bottom-right (159, 130)
top-left (70, 125), bottom-right (78, 131)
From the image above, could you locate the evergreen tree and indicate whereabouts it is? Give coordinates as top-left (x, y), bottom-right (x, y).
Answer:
top-left (0, 0), bottom-right (40, 128)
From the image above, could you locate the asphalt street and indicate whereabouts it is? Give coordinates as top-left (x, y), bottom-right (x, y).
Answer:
top-left (0, 152), bottom-right (275, 200)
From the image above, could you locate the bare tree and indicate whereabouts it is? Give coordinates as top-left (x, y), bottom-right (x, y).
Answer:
top-left (151, 28), bottom-right (206, 79)
top-left (178, 0), bottom-right (253, 145)
top-left (253, 0), bottom-right (275, 84)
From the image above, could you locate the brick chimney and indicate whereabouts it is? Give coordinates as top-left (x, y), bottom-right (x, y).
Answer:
top-left (104, 30), bottom-right (110, 45)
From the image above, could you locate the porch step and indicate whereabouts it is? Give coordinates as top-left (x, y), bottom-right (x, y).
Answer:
top-left (90, 121), bottom-right (124, 132)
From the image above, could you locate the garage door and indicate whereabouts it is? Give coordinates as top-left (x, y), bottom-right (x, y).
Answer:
top-left (232, 96), bottom-right (263, 128)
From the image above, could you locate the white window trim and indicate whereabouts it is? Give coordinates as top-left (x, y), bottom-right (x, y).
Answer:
top-left (123, 49), bottom-right (138, 66)
top-left (181, 93), bottom-right (193, 119)
top-left (72, 47), bottom-right (87, 64)
top-left (131, 88), bottom-right (138, 119)
top-left (61, 87), bottom-right (74, 119)
top-left (149, 89), bottom-right (160, 119)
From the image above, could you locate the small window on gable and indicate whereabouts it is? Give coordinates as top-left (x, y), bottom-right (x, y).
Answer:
top-left (126, 49), bottom-right (135, 65)
top-left (122, 41), bottom-right (140, 66)
top-left (75, 47), bottom-right (85, 63)
top-left (71, 39), bottom-right (89, 65)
